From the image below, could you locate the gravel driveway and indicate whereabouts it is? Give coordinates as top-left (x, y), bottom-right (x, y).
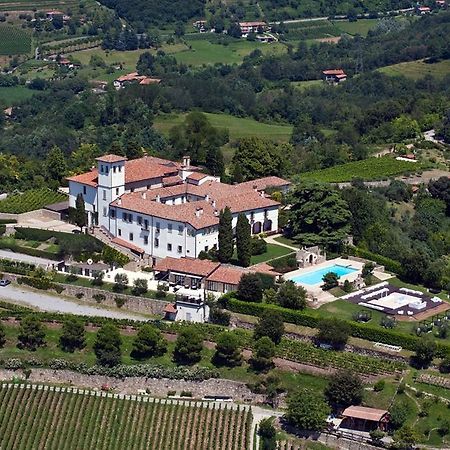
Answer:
top-left (0, 284), bottom-right (147, 322)
top-left (0, 249), bottom-right (58, 267)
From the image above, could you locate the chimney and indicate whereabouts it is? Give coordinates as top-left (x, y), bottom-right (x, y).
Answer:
top-left (260, 190), bottom-right (265, 197)
top-left (211, 199), bottom-right (216, 208)
top-left (156, 194), bottom-right (161, 203)
top-left (253, 184), bottom-right (258, 192)
top-left (182, 155), bottom-right (191, 168)
top-left (214, 210), bottom-right (219, 216)
top-left (205, 194), bottom-right (210, 202)
top-left (195, 207), bottom-right (203, 217)
top-left (141, 191), bottom-right (147, 200)
top-left (117, 199), bottom-right (122, 205)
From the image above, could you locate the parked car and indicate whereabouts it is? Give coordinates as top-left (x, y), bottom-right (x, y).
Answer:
top-left (0, 279), bottom-right (11, 287)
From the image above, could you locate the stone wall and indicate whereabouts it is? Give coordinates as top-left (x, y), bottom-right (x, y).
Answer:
top-left (3, 273), bottom-right (169, 316)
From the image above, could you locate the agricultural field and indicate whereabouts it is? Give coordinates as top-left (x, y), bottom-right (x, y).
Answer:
top-left (378, 59), bottom-right (450, 80)
top-left (154, 112), bottom-right (293, 142)
top-left (332, 19), bottom-right (379, 36)
top-left (300, 157), bottom-right (426, 183)
top-left (0, 0), bottom-right (79, 12)
top-left (0, 189), bottom-right (67, 214)
top-left (0, 86), bottom-right (34, 105)
top-left (291, 79), bottom-right (323, 91)
top-left (0, 383), bottom-right (252, 450)
top-left (0, 24), bottom-right (32, 55)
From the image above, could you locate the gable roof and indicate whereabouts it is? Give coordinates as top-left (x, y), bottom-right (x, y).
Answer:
top-left (342, 406), bottom-right (389, 422)
top-left (96, 154), bottom-right (127, 163)
top-left (154, 257), bottom-right (220, 277)
top-left (237, 176), bottom-right (291, 192)
top-left (66, 169), bottom-right (98, 187)
top-left (323, 69), bottom-right (346, 76)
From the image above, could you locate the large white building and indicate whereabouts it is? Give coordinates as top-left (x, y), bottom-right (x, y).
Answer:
top-left (67, 154), bottom-right (290, 263)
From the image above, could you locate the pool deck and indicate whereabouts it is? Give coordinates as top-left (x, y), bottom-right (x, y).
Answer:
top-left (284, 258), bottom-right (392, 305)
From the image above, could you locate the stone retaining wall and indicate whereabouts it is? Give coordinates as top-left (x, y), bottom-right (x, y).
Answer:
top-left (3, 273), bottom-right (168, 316)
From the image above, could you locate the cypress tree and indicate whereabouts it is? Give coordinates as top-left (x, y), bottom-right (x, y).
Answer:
top-left (72, 193), bottom-right (87, 230)
top-left (236, 213), bottom-right (251, 267)
top-left (218, 207), bottom-right (233, 263)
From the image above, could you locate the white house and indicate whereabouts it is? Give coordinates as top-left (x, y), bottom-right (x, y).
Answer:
top-left (68, 154), bottom-right (289, 263)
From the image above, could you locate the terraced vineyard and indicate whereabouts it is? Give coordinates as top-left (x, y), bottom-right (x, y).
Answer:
top-left (0, 24), bottom-right (32, 55)
top-left (0, 0), bottom-right (79, 12)
top-left (0, 383), bottom-right (252, 450)
top-left (0, 188), bottom-right (67, 213)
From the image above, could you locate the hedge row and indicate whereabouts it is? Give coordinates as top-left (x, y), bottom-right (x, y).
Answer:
top-left (17, 276), bottom-right (64, 293)
top-left (348, 247), bottom-right (403, 274)
top-left (227, 298), bottom-right (450, 358)
top-left (0, 258), bottom-right (35, 275)
top-left (0, 219), bottom-right (16, 225)
top-left (0, 240), bottom-right (60, 260)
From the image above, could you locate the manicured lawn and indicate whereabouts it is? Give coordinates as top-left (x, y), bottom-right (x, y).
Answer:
top-left (250, 243), bottom-right (294, 265)
top-left (333, 19), bottom-right (379, 36)
top-left (291, 79), bottom-right (323, 91)
top-left (299, 157), bottom-right (427, 183)
top-left (273, 236), bottom-right (300, 248)
top-left (154, 112), bottom-right (293, 142)
top-left (378, 59), bottom-right (450, 80)
top-left (0, 86), bottom-right (34, 105)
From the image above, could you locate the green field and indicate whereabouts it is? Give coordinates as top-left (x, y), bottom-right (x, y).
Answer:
top-left (0, 86), bottom-right (34, 105)
top-left (291, 79), bottom-right (323, 91)
top-left (0, 189), bottom-right (67, 214)
top-left (154, 112), bottom-right (293, 142)
top-left (0, 25), bottom-right (31, 55)
top-left (300, 157), bottom-right (425, 183)
top-left (378, 59), bottom-right (450, 80)
top-left (0, 0), bottom-right (79, 12)
top-left (0, 384), bottom-right (252, 450)
top-left (333, 19), bottom-right (379, 36)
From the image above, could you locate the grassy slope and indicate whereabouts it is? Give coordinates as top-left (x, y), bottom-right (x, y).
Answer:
top-left (154, 112), bottom-right (293, 142)
top-left (0, 86), bottom-right (34, 105)
top-left (378, 59), bottom-right (450, 80)
top-left (300, 157), bottom-right (425, 183)
top-left (333, 19), bottom-right (379, 36)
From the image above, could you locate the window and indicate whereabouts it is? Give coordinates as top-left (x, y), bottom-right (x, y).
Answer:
top-left (129, 233), bottom-right (134, 241)
top-left (154, 238), bottom-right (159, 248)
top-left (118, 166), bottom-right (122, 172)
top-left (110, 209), bottom-right (116, 219)
top-left (103, 190), bottom-right (107, 201)
top-left (122, 212), bottom-right (127, 221)
top-left (100, 165), bottom-right (104, 173)
top-left (144, 219), bottom-right (149, 230)
top-left (167, 243), bottom-right (172, 251)
top-left (144, 236), bottom-right (148, 245)
top-left (105, 166), bottom-right (109, 175)
top-left (204, 246), bottom-right (208, 252)
top-left (250, 212), bottom-right (255, 221)
top-left (168, 223), bottom-right (172, 234)
top-left (178, 225), bottom-right (183, 235)
top-left (186, 312), bottom-right (192, 322)
top-left (131, 188), bottom-right (135, 193)
top-left (113, 166), bottom-right (116, 173)
top-left (118, 229), bottom-right (122, 236)
top-left (156, 222), bottom-right (160, 233)
top-left (177, 245), bottom-right (182, 254)
top-left (103, 207), bottom-right (107, 217)
top-left (116, 188), bottom-right (119, 195)
top-left (83, 186), bottom-right (87, 195)
top-left (137, 216), bottom-right (142, 225)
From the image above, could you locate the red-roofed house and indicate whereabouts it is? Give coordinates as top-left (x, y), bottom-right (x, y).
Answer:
top-left (68, 152), bottom-right (289, 262)
top-left (322, 69), bottom-right (347, 84)
top-left (239, 21), bottom-right (269, 35)
top-left (113, 72), bottom-right (162, 90)
top-left (341, 406), bottom-right (390, 432)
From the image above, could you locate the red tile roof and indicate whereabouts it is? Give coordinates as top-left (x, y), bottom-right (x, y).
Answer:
top-left (96, 154), bottom-right (127, 163)
top-left (139, 77), bottom-right (161, 85)
top-left (186, 172), bottom-right (208, 181)
top-left (124, 156), bottom-right (179, 184)
top-left (154, 257), bottom-right (220, 277)
top-left (111, 237), bottom-right (144, 254)
top-left (162, 175), bottom-right (183, 186)
top-left (237, 176), bottom-right (291, 192)
top-left (342, 406), bottom-right (388, 422)
top-left (164, 303), bottom-right (177, 314)
top-left (323, 69), bottom-right (346, 76)
top-left (250, 262), bottom-right (281, 277)
top-left (66, 169), bottom-right (98, 187)
top-left (206, 265), bottom-right (245, 285)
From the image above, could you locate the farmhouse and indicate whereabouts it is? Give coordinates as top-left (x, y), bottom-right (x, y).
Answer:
top-left (239, 21), bottom-right (269, 35)
top-left (417, 6), bottom-right (432, 14)
top-left (322, 69), bottom-right (347, 84)
top-left (67, 154), bottom-right (288, 263)
top-left (340, 406), bottom-right (390, 432)
top-left (113, 72), bottom-right (161, 90)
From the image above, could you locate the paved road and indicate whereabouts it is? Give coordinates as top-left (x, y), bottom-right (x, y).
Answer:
top-left (0, 284), bottom-right (147, 321)
top-left (0, 249), bottom-right (59, 267)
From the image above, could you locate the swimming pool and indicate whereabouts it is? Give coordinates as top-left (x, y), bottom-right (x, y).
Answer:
top-left (290, 264), bottom-right (358, 286)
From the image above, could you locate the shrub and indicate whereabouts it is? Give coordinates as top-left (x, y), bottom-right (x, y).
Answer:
top-left (254, 310), bottom-right (284, 345)
top-left (113, 273), bottom-right (129, 293)
top-left (275, 281), bottom-right (307, 310)
top-left (251, 337), bottom-right (276, 372)
top-left (317, 317), bottom-right (351, 349)
top-left (322, 272), bottom-right (339, 290)
top-left (251, 236), bottom-right (267, 255)
top-left (92, 293), bottom-right (106, 303)
top-left (131, 278), bottom-right (148, 296)
top-left (173, 327), bottom-right (203, 365)
top-left (114, 296), bottom-right (127, 308)
top-left (180, 390), bottom-right (192, 397)
top-left (94, 323), bottom-right (122, 367)
top-left (131, 324), bottom-right (167, 359)
top-left (374, 380), bottom-right (385, 392)
top-left (213, 331), bottom-right (242, 367)
top-left (155, 284), bottom-right (167, 298)
top-left (59, 317), bottom-right (86, 352)
top-left (325, 370), bottom-right (363, 407)
top-left (17, 315), bottom-right (46, 351)
top-left (209, 307), bottom-right (231, 326)
top-left (237, 273), bottom-right (263, 302)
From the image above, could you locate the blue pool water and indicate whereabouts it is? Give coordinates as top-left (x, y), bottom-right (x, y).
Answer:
top-left (290, 264), bottom-right (358, 285)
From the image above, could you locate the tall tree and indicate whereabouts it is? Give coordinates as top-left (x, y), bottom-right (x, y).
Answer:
top-left (236, 213), bottom-right (251, 267)
top-left (218, 207), bottom-right (233, 263)
top-left (131, 324), bottom-right (167, 359)
top-left (173, 327), bottom-right (203, 365)
top-left (45, 145), bottom-right (67, 184)
top-left (72, 193), bottom-right (87, 230)
top-left (93, 323), bottom-right (122, 367)
top-left (289, 182), bottom-right (351, 247)
top-left (17, 315), bottom-right (46, 351)
top-left (254, 310), bottom-right (284, 344)
top-left (213, 331), bottom-right (242, 367)
top-left (59, 317), bottom-right (86, 352)
top-left (205, 146), bottom-right (224, 177)
top-left (325, 370), bottom-right (363, 407)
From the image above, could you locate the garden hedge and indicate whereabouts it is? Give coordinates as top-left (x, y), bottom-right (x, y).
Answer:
top-left (227, 298), bottom-right (450, 358)
top-left (348, 247), bottom-right (403, 275)
top-left (0, 240), bottom-right (60, 260)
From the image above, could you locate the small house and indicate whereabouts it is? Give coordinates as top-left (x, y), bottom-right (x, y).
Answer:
top-left (322, 69), bottom-right (347, 84)
top-left (417, 6), bottom-right (432, 14)
top-left (239, 21), bottom-right (268, 35)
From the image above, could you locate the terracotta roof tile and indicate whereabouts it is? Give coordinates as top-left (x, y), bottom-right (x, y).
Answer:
top-left (186, 172), bottom-right (208, 181)
top-left (96, 154), bottom-right (127, 163)
top-left (139, 77), bottom-right (161, 85)
top-left (164, 303), bottom-right (177, 314)
top-left (237, 176), bottom-right (291, 192)
top-left (111, 237), bottom-right (144, 254)
top-left (342, 406), bottom-right (388, 422)
top-left (162, 175), bottom-right (183, 186)
top-left (323, 69), bottom-right (346, 76)
top-left (206, 266), bottom-right (245, 285)
top-left (66, 169), bottom-right (98, 187)
top-left (124, 156), bottom-right (179, 184)
top-left (154, 257), bottom-right (220, 277)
